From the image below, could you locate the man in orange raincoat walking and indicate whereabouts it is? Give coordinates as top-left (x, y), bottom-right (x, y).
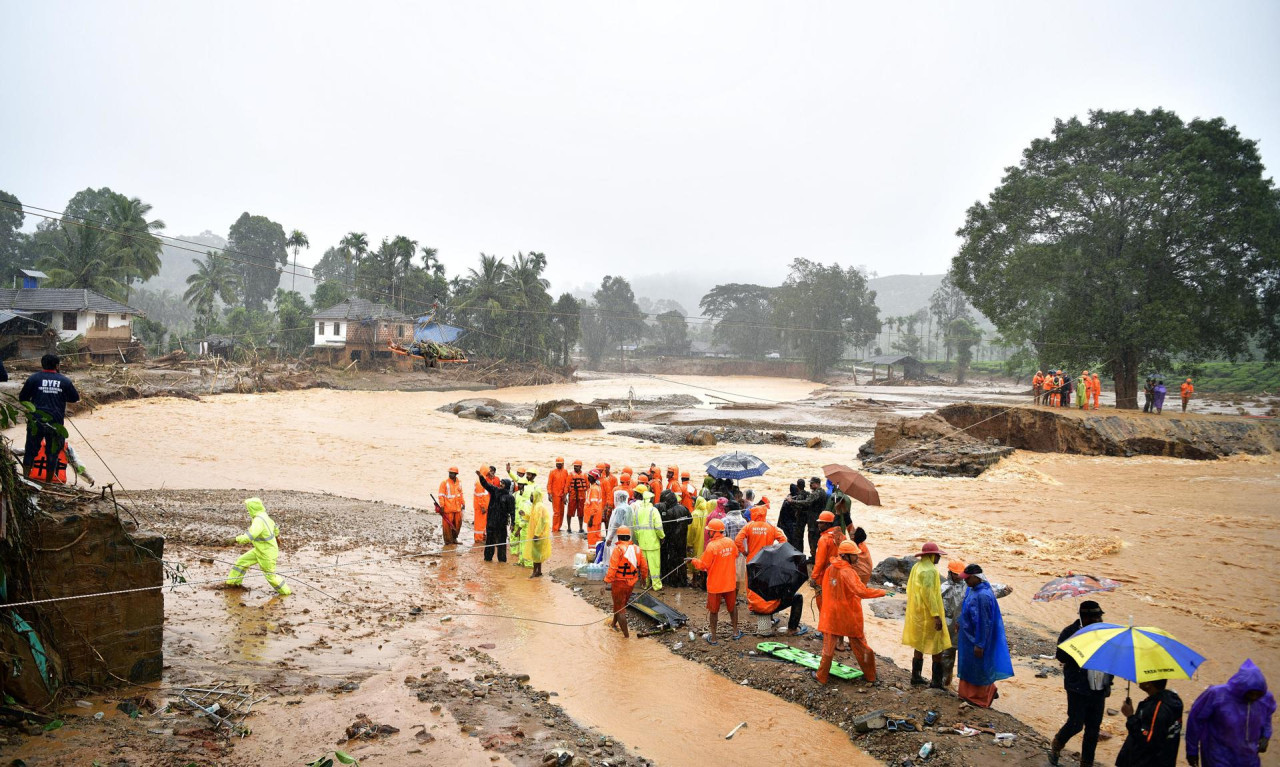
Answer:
top-left (1180, 377), bottom-right (1194, 412)
top-left (548, 458), bottom-right (569, 532)
top-left (816, 540), bottom-right (887, 684)
top-left (604, 526), bottom-right (648, 638)
top-left (690, 518), bottom-right (740, 644)
top-left (437, 467), bottom-right (466, 545)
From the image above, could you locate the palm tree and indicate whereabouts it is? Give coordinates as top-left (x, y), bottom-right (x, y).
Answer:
top-left (38, 222), bottom-right (127, 300)
top-left (421, 246), bottom-right (443, 278)
top-left (388, 235), bottom-right (418, 310)
top-left (104, 194), bottom-right (165, 301)
top-left (183, 252), bottom-right (242, 335)
top-left (285, 229), bottom-right (309, 292)
top-left (338, 231), bottom-right (368, 287)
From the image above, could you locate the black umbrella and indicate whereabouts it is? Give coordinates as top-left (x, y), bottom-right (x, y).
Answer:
top-left (746, 541), bottom-right (808, 602)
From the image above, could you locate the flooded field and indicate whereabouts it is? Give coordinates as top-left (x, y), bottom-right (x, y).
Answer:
top-left (9, 373), bottom-right (1278, 765)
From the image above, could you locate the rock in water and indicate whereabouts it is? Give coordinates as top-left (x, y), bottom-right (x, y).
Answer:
top-left (527, 414), bottom-right (571, 434)
top-left (685, 428), bottom-right (718, 446)
top-left (532, 399), bottom-right (604, 430)
top-left (475, 405), bottom-right (497, 419)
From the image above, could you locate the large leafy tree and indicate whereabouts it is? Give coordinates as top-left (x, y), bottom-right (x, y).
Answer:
top-left (454, 254), bottom-right (513, 356)
top-left (773, 258), bottom-right (881, 379)
top-left (312, 281), bottom-right (348, 311)
top-left (949, 317), bottom-right (982, 383)
top-left (274, 288), bottom-right (313, 356)
top-left (226, 212), bottom-right (288, 311)
top-left (699, 283), bottom-right (778, 357)
top-left (952, 109), bottom-right (1280, 407)
top-left (593, 276), bottom-right (646, 363)
top-left (0, 190), bottom-right (26, 278)
top-left (549, 292), bottom-right (581, 366)
top-left (654, 309), bottom-right (690, 355)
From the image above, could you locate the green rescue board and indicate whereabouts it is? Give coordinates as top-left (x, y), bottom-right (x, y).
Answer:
top-left (756, 641), bottom-right (864, 680)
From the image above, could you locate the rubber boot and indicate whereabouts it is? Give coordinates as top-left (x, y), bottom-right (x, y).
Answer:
top-left (1047, 737), bottom-right (1062, 766)
top-left (910, 656), bottom-right (927, 686)
top-left (929, 655), bottom-right (947, 689)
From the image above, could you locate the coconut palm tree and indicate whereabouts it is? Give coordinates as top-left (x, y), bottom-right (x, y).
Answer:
top-left (338, 231), bottom-right (368, 286)
top-left (285, 229), bottom-right (309, 292)
top-left (38, 222), bottom-right (127, 300)
top-left (183, 252), bottom-right (242, 335)
top-left (104, 194), bottom-right (165, 301)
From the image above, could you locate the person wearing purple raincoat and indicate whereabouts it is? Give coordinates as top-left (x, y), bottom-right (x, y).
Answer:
top-left (1153, 380), bottom-right (1168, 414)
top-left (1186, 659), bottom-right (1274, 767)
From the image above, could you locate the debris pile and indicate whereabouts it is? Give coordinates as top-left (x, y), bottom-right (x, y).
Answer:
top-left (858, 413), bottom-right (1014, 477)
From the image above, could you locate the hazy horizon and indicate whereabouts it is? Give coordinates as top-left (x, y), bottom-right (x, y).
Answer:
top-left (4, 1), bottom-right (1277, 296)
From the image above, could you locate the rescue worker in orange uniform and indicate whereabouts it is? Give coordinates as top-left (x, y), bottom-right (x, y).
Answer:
top-left (809, 511), bottom-right (844, 610)
top-left (1180, 377), bottom-right (1194, 412)
top-left (566, 460), bottom-right (590, 533)
top-left (690, 518), bottom-right (741, 644)
top-left (735, 505), bottom-right (787, 564)
top-left (679, 471), bottom-right (697, 514)
top-left (665, 466), bottom-right (681, 497)
top-left (548, 458), bottom-right (570, 531)
top-left (473, 465), bottom-right (494, 545)
top-left (437, 468), bottom-right (466, 545)
top-left (647, 467), bottom-right (663, 500)
top-left (598, 463), bottom-right (617, 524)
top-left (815, 540), bottom-right (887, 684)
top-left (635, 473), bottom-right (649, 501)
top-left (617, 471), bottom-right (634, 501)
top-left (852, 527), bottom-right (873, 587)
top-left (604, 525), bottom-right (648, 638)
top-left (1033, 370), bottom-right (1045, 406)
top-left (1090, 372), bottom-right (1101, 409)
top-left (584, 469), bottom-right (604, 547)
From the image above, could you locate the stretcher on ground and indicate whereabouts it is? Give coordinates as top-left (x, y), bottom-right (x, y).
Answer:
top-left (627, 593), bottom-right (688, 631)
top-left (756, 641), bottom-right (864, 680)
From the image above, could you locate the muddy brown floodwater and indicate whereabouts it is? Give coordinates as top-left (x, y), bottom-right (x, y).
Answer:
top-left (20, 374), bottom-right (1280, 766)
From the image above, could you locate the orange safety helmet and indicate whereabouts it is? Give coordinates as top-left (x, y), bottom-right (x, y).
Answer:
top-left (555, 457), bottom-right (564, 464)
top-left (637, 473), bottom-right (649, 483)
top-left (680, 471), bottom-right (690, 480)
top-left (707, 518), bottom-right (726, 533)
top-left (573, 459), bottom-right (583, 467)
top-left (617, 526), bottom-right (632, 538)
top-left (448, 466), bottom-right (459, 474)
top-left (838, 540), bottom-right (859, 555)
top-left (667, 465), bottom-right (677, 474)
top-left (818, 510), bottom-right (836, 523)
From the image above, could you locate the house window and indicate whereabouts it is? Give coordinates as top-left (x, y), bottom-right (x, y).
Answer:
top-left (317, 322), bottom-right (326, 335)
top-left (334, 323), bottom-right (341, 335)
top-left (397, 325), bottom-right (404, 337)
top-left (94, 313), bottom-right (108, 329)
top-left (62, 313), bottom-right (78, 331)
top-left (120, 313), bottom-right (128, 321)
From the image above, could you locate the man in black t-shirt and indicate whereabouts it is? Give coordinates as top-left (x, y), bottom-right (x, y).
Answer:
top-left (18, 354), bottom-right (81, 481)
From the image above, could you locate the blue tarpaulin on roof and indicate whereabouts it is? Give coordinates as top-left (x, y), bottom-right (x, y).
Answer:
top-left (415, 320), bottom-right (465, 345)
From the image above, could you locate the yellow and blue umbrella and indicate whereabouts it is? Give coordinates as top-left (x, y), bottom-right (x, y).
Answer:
top-left (1058, 623), bottom-right (1205, 683)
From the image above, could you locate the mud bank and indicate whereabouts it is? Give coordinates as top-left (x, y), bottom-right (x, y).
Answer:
top-left (937, 403), bottom-right (1280, 459)
top-left (551, 567), bottom-right (1051, 767)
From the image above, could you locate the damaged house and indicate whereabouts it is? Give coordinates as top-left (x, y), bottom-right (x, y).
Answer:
top-left (0, 271), bottom-right (145, 363)
top-left (311, 299), bottom-right (414, 363)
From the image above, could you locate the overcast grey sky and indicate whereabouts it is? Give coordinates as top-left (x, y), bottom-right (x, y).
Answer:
top-left (3, 1), bottom-right (1277, 295)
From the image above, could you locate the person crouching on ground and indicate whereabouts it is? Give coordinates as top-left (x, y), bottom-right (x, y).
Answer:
top-left (690, 518), bottom-right (740, 644)
top-left (604, 526), bottom-right (648, 638)
top-left (815, 540), bottom-right (886, 685)
top-left (225, 498), bottom-right (292, 596)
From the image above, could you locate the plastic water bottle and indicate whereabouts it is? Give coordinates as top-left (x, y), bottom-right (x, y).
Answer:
top-left (918, 742), bottom-right (933, 759)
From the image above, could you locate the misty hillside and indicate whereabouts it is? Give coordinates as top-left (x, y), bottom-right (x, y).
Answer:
top-left (866, 273), bottom-right (944, 318)
top-left (147, 231), bottom-right (228, 295)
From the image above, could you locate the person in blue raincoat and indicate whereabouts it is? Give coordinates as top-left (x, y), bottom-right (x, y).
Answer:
top-left (957, 564), bottom-right (1012, 707)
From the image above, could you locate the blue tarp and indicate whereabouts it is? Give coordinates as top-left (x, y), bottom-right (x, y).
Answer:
top-left (414, 320), bottom-right (466, 345)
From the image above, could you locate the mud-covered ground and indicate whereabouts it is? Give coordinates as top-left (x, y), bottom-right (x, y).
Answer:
top-left (551, 566), bottom-right (1057, 767)
top-left (0, 490), bottom-right (648, 767)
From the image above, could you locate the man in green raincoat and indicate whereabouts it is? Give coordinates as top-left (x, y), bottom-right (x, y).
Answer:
top-left (630, 487), bottom-right (665, 590)
top-left (902, 541), bottom-right (950, 687)
top-left (225, 498), bottom-right (292, 596)
top-left (507, 465), bottom-right (533, 568)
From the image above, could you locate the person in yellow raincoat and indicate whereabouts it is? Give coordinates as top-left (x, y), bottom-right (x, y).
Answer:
top-left (630, 487), bottom-right (665, 590)
top-left (687, 493), bottom-right (710, 589)
top-left (225, 498), bottom-right (292, 596)
top-left (521, 487), bottom-right (552, 577)
top-left (902, 541), bottom-right (951, 688)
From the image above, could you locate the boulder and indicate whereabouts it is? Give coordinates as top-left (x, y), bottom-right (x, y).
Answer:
top-left (806, 436), bottom-right (823, 449)
top-left (871, 555), bottom-right (917, 587)
top-left (532, 399), bottom-right (603, 430)
top-left (475, 405), bottom-right (497, 419)
top-left (527, 414), bottom-right (571, 434)
top-left (685, 428), bottom-right (718, 446)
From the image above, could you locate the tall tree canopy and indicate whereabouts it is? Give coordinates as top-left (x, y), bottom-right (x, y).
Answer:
top-left (773, 258), bottom-right (881, 379)
top-left (549, 292), bottom-right (581, 367)
top-left (592, 276), bottom-right (646, 361)
top-left (226, 212), bottom-right (288, 311)
top-left (698, 283), bottom-right (778, 357)
top-left (0, 190), bottom-right (25, 278)
top-left (952, 109), bottom-right (1280, 407)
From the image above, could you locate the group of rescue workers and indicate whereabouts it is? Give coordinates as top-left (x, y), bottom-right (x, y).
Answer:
top-left (1033, 369), bottom-right (1197, 414)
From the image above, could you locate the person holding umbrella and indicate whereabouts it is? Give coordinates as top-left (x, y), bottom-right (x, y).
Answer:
top-left (902, 541), bottom-right (952, 689)
top-left (815, 540), bottom-right (886, 685)
top-left (1050, 601), bottom-right (1113, 767)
